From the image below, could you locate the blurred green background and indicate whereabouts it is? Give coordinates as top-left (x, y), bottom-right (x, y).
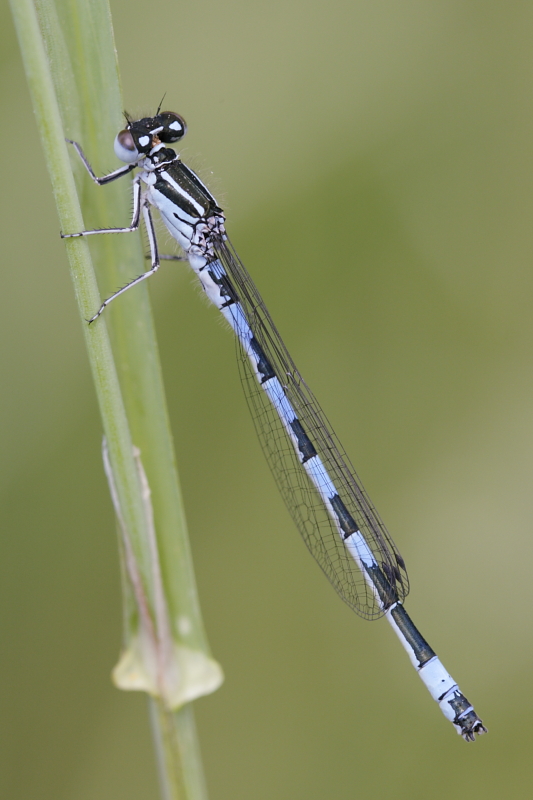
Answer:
top-left (2, 1), bottom-right (532, 797)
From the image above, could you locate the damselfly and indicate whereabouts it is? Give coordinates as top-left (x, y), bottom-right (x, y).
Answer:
top-left (62, 109), bottom-right (486, 741)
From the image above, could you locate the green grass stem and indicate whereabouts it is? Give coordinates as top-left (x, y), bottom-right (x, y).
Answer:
top-left (10, 1), bottom-right (221, 797)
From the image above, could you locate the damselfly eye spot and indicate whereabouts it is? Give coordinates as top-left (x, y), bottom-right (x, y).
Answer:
top-left (114, 129), bottom-right (139, 163)
top-left (157, 112), bottom-right (187, 143)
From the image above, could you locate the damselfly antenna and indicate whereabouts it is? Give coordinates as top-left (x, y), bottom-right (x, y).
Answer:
top-left (156, 92), bottom-right (167, 115)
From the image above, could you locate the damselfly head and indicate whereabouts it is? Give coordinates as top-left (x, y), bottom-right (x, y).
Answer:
top-left (114, 111), bottom-right (187, 163)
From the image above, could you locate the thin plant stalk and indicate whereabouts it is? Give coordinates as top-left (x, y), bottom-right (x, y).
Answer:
top-left (10, 1), bottom-right (222, 797)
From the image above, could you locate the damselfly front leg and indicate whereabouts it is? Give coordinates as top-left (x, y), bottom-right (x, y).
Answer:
top-left (65, 139), bottom-right (137, 185)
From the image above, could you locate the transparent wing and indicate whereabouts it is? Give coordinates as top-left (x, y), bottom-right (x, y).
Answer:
top-left (212, 239), bottom-right (409, 620)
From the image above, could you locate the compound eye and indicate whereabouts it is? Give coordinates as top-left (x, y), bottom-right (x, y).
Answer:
top-left (158, 112), bottom-right (187, 143)
top-left (114, 129), bottom-right (139, 162)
